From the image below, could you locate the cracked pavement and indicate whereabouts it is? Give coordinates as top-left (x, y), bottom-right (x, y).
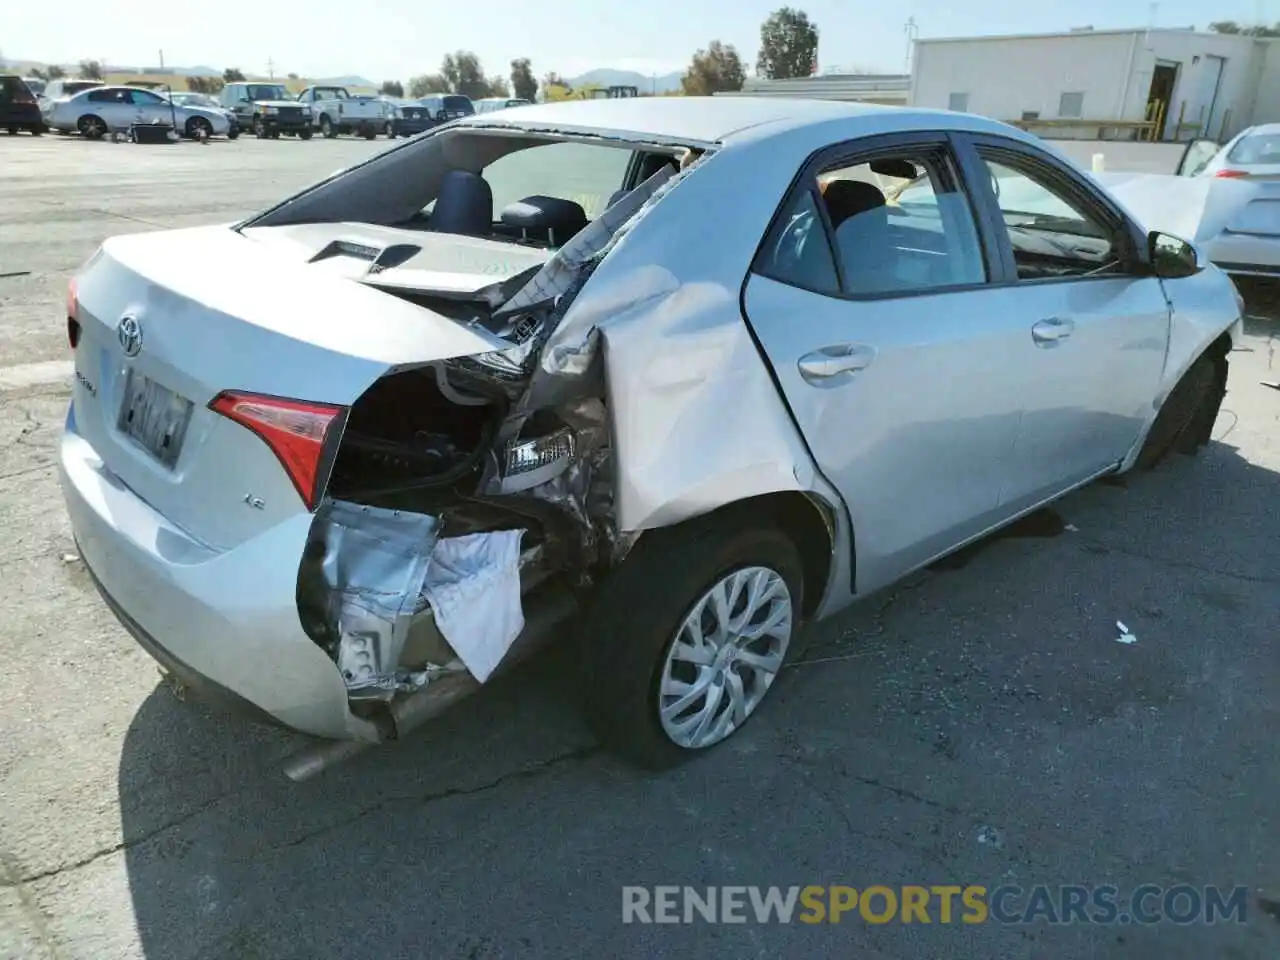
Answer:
top-left (1, 135), bottom-right (1279, 960)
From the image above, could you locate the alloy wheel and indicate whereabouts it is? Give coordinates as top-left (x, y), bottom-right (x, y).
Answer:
top-left (657, 566), bottom-right (793, 749)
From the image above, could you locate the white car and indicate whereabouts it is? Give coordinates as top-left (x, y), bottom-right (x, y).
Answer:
top-left (1071, 126), bottom-right (1280, 281)
top-left (294, 85), bottom-right (387, 139)
top-left (160, 91), bottom-right (240, 139)
top-left (60, 98), bottom-right (1241, 770)
top-left (50, 85), bottom-right (233, 139)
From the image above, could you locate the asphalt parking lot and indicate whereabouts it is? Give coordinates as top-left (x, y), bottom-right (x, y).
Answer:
top-left (1, 134), bottom-right (1279, 960)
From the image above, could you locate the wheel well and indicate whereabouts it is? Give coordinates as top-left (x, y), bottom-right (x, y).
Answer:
top-left (1208, 330), bottom-right (1233, 361)
top-left (649, 492), bottom-right (839, 618)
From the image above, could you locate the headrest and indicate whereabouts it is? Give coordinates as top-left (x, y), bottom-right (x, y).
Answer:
top-left (431, 170), bottom-right (493, 236)
top-left (823, 180), bottom-right (886, 229)
top-left (500, 195), bottom-right (589, 245)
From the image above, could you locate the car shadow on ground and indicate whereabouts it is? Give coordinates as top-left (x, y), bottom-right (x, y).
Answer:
top-left (115, 390), bottom-right (1280, 959)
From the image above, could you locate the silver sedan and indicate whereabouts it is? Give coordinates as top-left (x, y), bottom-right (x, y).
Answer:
top-left (59, 97), bottom-right (1242, 770)
top-left (49, 85), bottom-right (232, 139)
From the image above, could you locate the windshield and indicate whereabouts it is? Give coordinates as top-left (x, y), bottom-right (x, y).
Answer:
top-left (246, 85), bottom-right (290, 100)
top-left (1227, 130), bottom-right (1280, 165)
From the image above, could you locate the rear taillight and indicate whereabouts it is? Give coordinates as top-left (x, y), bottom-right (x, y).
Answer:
top-left (210, 391), bottom-right (346, 509)
top-left (66, 280), bottom-right (80, 349)
top-left (1215, 169), bottom-right (1249, 178)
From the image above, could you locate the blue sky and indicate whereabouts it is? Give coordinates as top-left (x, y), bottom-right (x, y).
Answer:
top-left (3, 0), bottom-right (1276, 81)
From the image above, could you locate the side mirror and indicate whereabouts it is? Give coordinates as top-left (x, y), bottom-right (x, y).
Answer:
top-left (1149, 230), bottom-right (1204, 279)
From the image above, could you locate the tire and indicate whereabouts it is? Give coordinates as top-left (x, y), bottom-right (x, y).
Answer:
top-left (1135, 348), bottom-right (1228, 470)
top-left (579, 515), bottom-right (804, 770)
top-left (30, 126), bottom-right (43, 136)
top-left (320, 116), bottom-right (336, 138)
top-left (384, 121), bottom-right (393, 138)
top-left (253, 118), bottom-right (267, 138)
top-left (363, 126), bottom-right (376, 140)
top-left (6, 127), bottom-right (16, 135)
top-left (299, 128), bottom-right (313, 140)
top-left (77, 114), bottom-right (106, 139)
top-left (184, 116), bottom-right (212, 140)
top-left (270, 130), bottom-right (281, 139)
top-left (226, 127), bottom-right (239, 140)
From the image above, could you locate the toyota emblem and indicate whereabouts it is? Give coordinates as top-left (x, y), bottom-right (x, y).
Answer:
top-left (118, 315), bottom-right (142, 357)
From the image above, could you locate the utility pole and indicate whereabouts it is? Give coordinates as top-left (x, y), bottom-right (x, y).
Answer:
top-left (903, 17), bottom-right (919, 74)
top-left (158, 49), bottom-right (165, 69)
top-left (267, 56), bottom-right (275, 79)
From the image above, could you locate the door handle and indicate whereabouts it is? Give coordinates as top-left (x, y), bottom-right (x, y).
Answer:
top-left (797, 344), bottom-right (875, 385)
top-left (1032, 317), bottom-right (1076, 346)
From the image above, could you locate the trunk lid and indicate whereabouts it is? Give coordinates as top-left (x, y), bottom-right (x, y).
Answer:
top-left (71, 224), bottom-right (511, 550)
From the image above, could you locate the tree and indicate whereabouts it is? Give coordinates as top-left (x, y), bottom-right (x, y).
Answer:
top-left (441, 51), bottom-right (488, 99)
top-left (510, 58), bottom-right (538, 101)
top-left (380, 80), bottom-right (404, 97)
top-left (757, 7), bottom-right (820, 79)
top-left (409, 73), bottom-right (450, 97)
top-left (223, 67), bottom-right (246, 82)
top-left (78, 59), bottom-right (104, 80)
top-left (186, 76), bottom-right (224, 94)
top-left (287, 72), bottom-right (299, 79)
top-left (47, 64), bottom-right (66, 79)
top-left (487, 75), bottom-right (511, 98)
top-left (31, 67), bottom-right (47, 80)
top-left (1209, 20), bottom-right (1280, 36)
top-left (681, 41), bottom-right (746, 95)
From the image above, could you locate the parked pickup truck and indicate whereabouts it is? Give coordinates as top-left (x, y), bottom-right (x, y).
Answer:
top-left (295, 86), bottom-right (387, 139)
top-left (219, 82), bottom-right (313, 138)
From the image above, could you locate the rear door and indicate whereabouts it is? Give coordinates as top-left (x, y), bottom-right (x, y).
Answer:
top-left (85, 88), bottom-right (133, 129)
top-left (955, 134), bottom-right (1169, 508)
top-left (741, 132), bottom-right (1032, 592)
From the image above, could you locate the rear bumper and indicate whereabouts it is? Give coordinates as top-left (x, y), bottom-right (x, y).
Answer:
top-left (0, 106), bottom-right (42, 128)
top-left (58, 399), bottom-right (376, 741)
top-left (392, 120), bottom-right (432, 136)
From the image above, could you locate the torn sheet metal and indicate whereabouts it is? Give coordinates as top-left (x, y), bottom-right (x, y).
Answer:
top-left (317, 501), bottom-right (438, 700)
top-left (420, 528), bottom-right (526, 683)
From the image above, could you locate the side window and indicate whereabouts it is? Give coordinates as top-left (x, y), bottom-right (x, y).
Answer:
top-left (977, 152), bottom-right (1125, 280)
top-left (820, 151), bottom-right (986, 296)
top-left (757, 187), bottom-right (841, 295)
top-left (127, 90), bottom-right (164, 105)
top-left (87, 89), bottom-right (119, 104)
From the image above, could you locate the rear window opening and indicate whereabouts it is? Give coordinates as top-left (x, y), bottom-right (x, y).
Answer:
top-left (1227, 130), bottom-right (1280, 165)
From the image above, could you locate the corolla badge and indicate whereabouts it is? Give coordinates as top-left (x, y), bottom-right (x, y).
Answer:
top-left (117, 315), bottom-right (142, 357)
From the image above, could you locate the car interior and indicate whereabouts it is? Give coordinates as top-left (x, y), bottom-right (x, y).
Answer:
top-left (406, 149), bottom-right (679, 249)
top-left (768, 149), bottom-right (1125, 294)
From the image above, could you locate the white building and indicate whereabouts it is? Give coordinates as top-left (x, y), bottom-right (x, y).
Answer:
top-left (715, 73), bottom-right (910, 106)
top-left (910, 27), bottom-right (1280, 140)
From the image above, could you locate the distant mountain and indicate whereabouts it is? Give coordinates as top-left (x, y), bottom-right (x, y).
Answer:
top-left (310, 75), bottom-right (375, 89)
top-left (569, 68), bottom-right (683, 94)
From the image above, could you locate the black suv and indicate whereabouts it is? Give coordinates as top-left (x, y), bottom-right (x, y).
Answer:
top-left (1, 76), bottom-right (43, 135)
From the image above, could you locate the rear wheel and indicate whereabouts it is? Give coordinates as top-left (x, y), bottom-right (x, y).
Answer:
top-left (384, 121), bottom-right (393, 138)
top-left (6, 127), bottom-right (16, 135)
top-left (299, 127), bottom-right (313, 140)
top-left (253, 117), bottom-right (267, 138)
top-left (1135, 348), bottom-right (1228, 470)
top-left (363, 126), bottom-right (376, 140)
top-left (580, 516), bottom-right (803, 770)
top-left (320, 116), bottom-right (336, 138)
top-left (77, 114), bottom-right (106, 139)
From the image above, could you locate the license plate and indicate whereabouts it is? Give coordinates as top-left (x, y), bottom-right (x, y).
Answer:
top-left (119, 370), bottom-right (193, 468)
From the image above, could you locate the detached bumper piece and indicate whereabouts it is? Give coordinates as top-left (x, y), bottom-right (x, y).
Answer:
top-left (308, 501), bottom-right (530, 703)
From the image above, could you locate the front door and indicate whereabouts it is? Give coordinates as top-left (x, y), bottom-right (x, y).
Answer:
top-left (742, 134), bottom-right (1030, 592)
top-left (127, 89), bottom-right (170, 125)
top-left (956, 136), bottom-right (1170, 509)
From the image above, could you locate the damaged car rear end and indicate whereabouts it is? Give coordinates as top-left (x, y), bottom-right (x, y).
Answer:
top-left (59, 102), bottom-right (839, 765)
